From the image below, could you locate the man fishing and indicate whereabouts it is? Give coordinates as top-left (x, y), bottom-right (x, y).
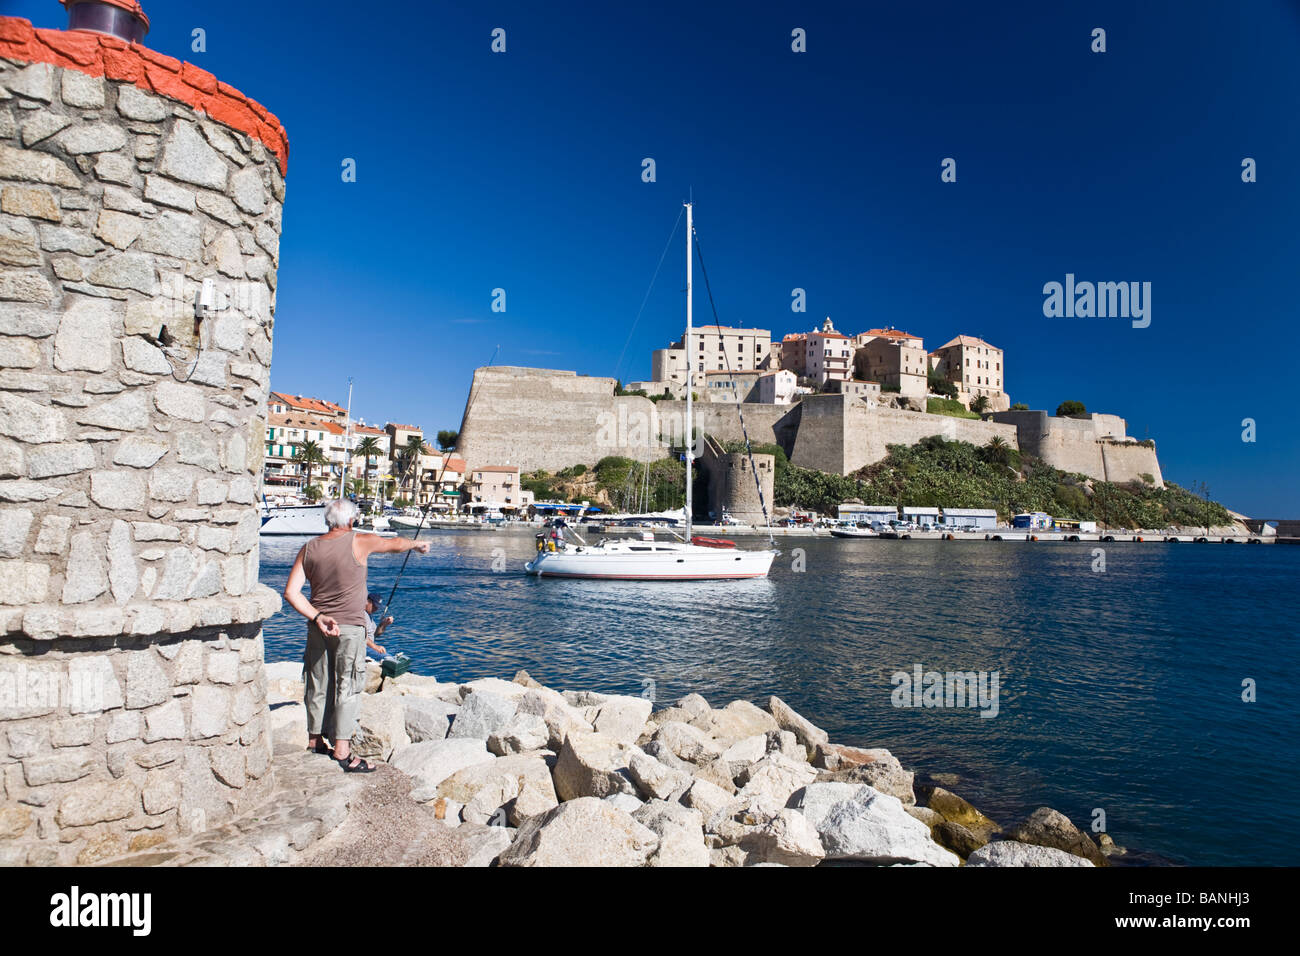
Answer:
top-left (283, 499), bottom-right (429, 773)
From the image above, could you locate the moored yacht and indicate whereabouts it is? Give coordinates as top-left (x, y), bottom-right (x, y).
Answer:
top-left (525, 202), bottom-right (777, 581)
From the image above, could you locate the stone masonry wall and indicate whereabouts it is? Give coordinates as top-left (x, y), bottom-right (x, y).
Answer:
top-left (0, 19), bottom-right (287, 864)
top-left (991, 410), bottom-right (1164, 487)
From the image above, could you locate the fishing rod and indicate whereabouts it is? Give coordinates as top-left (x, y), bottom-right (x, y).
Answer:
top-left (379, 343), bottom-right (501, 620)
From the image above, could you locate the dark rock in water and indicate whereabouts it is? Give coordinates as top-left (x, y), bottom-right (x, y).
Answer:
top-left (932, 820), bottom-right (986, 858)
top-left (1007, 807), bottom-right (1107, 867)
top-left (924, 786), bottom-right (1001, 838)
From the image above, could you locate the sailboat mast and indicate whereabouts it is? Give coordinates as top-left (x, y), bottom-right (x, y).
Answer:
top-left (684, 201), bottom-right (693, 541)
top-left (343, 377), bottom-right (353, 499)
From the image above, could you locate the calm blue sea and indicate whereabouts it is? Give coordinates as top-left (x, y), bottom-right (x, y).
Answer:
top-left (259, 532), bottom-right (1299, 866)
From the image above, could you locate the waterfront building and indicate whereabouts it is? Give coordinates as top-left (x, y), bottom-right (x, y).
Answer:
top-left (268, 391), bottom-right (348, 422)
top-left (853, 328), bottom-right (928, 399)
top-left (348, 422), bottom-right (391, 495)
top-left (423, 456), bottom-right (468, 512)
top-left (1012, 512), bottom-right (1053, 530)
top-left (939, 507), bottom-right (999, 530)
top-left (264, 412), bottom-right (331, 492)
top-left (929, 335), bottom-right (1008, 411)
top-left (903, 506), bottom-right (941, 526)
top-left (466, 465), bottom-right (534, 514)
top-left (385, 423), bottom-right (425, 501)
top-left (838, 503), bottom-right (900, 521)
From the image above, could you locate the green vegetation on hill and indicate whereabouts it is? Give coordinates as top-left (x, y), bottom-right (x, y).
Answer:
top-left (926, 397), bottom-right (980, 419)
top-left (739, 435), bottom-right (1230, 528)
top-left (524, 456), bottom-right (685, 511)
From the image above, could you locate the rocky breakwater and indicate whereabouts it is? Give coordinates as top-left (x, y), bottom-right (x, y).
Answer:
top-left (268, 663), bottom-right (1117, 867)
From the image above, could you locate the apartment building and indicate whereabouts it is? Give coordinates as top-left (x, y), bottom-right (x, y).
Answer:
top-left (652, 325), bottom-right (773, 384)
top-left (929, 335), bottom-right (1008, 410)
top-left (781, 318), bottom-right (854, 387)
top-left (466, 465), bottom-right (534, 514)
top-left (853, 328), bottom-right (928, 399)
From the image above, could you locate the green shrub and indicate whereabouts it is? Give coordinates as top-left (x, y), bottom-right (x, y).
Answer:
top-left (927, 398), bottom-right (980, 419)
top-left (1055, 400), bottom-right (1087, 417)
top-left (765, 435), bottom-right (1233, 527)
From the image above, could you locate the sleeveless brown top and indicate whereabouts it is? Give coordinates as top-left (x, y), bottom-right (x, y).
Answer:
top-left (302, 532), bottom-right (367, 626)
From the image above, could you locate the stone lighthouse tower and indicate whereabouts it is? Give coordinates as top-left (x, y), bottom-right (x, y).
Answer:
top-left (0, 2), bottom-right (288, 863)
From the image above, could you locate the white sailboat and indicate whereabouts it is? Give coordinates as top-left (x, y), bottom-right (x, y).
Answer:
top-left (525, 202), bottom-right (777, 580)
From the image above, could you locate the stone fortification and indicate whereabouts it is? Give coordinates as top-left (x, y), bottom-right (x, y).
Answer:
top-left (790, 394), bottom-right (1020, 476)
top-left (990, 410), bottom-right (1163, 487)
top-left (458, 368), bottom-right (1012, 477)
top-left (455, 367), bottom-right (663, 473)
top-left (698, 437), bottom-right (775, 524)
top-left (0, 17), bottom-right (286, 863)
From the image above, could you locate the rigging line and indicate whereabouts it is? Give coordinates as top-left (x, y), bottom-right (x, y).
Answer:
top-left (380, 343), bottom-right (501, 620)
top-left (612, 207), bottom-right (685, 384)
top-left (691, 225), bottom-right (777, 548)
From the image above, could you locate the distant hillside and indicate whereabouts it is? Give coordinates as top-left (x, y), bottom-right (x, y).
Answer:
top-left (730, 436), bottom-right (1232, 529)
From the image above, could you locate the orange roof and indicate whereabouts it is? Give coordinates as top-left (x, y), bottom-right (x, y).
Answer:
top-left (474, 465), bottom-right (520, 474)
top-left (781, 333), bottom-right (807, 342)
top-left (269, 392), bottom-right (347, 416)
top-left (443, 457), bottom-right (468, 472)
top-left (353, 424), bottom-right (386, 436)
top-left (864, 328), bottom-right (919, 340)
top-left (387, 423), bottom-right (422, 432)
top-left (268, 412), bottom-right (332, 431)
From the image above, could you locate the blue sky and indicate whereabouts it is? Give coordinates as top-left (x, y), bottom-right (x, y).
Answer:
top-left (13, 0), bottom-right (1300, 514)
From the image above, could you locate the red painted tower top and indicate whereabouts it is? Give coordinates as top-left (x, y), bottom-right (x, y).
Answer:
top-left (0, 4), bottom-right (288, 173)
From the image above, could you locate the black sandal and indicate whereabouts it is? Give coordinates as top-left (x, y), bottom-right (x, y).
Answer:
top-left (337, 755), bottom-right (377, 773)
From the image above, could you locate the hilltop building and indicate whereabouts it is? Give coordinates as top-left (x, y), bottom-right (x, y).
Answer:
top-left (780, 318), bottom-right (855, 387)
top-left (651, 325), bottom-right (773, 385)
top-left (852, 327), bottom-right (928, 399)
top-left (929, 335), bottom-right (1008, 412)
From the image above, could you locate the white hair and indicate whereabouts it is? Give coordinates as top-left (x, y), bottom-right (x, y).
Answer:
top-left (323, 498), bottom-right (359, 529)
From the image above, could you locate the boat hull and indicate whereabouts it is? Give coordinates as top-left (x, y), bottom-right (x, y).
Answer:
top-left (259, 504), bottom-right (326, 536)
top-left (525, 540), bottom-right (776, 580)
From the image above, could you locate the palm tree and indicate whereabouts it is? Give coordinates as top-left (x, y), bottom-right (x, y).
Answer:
top-left (353, 436), bottom-right (382, 498)
top-left (984, 436), bottom-right (1011, 467)
top-left (292, 438), bottom-right (327, 494)
top-left (398, 435), bottom-right (426, 501)
top-left (971, 395), bottom-right (990, 415)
